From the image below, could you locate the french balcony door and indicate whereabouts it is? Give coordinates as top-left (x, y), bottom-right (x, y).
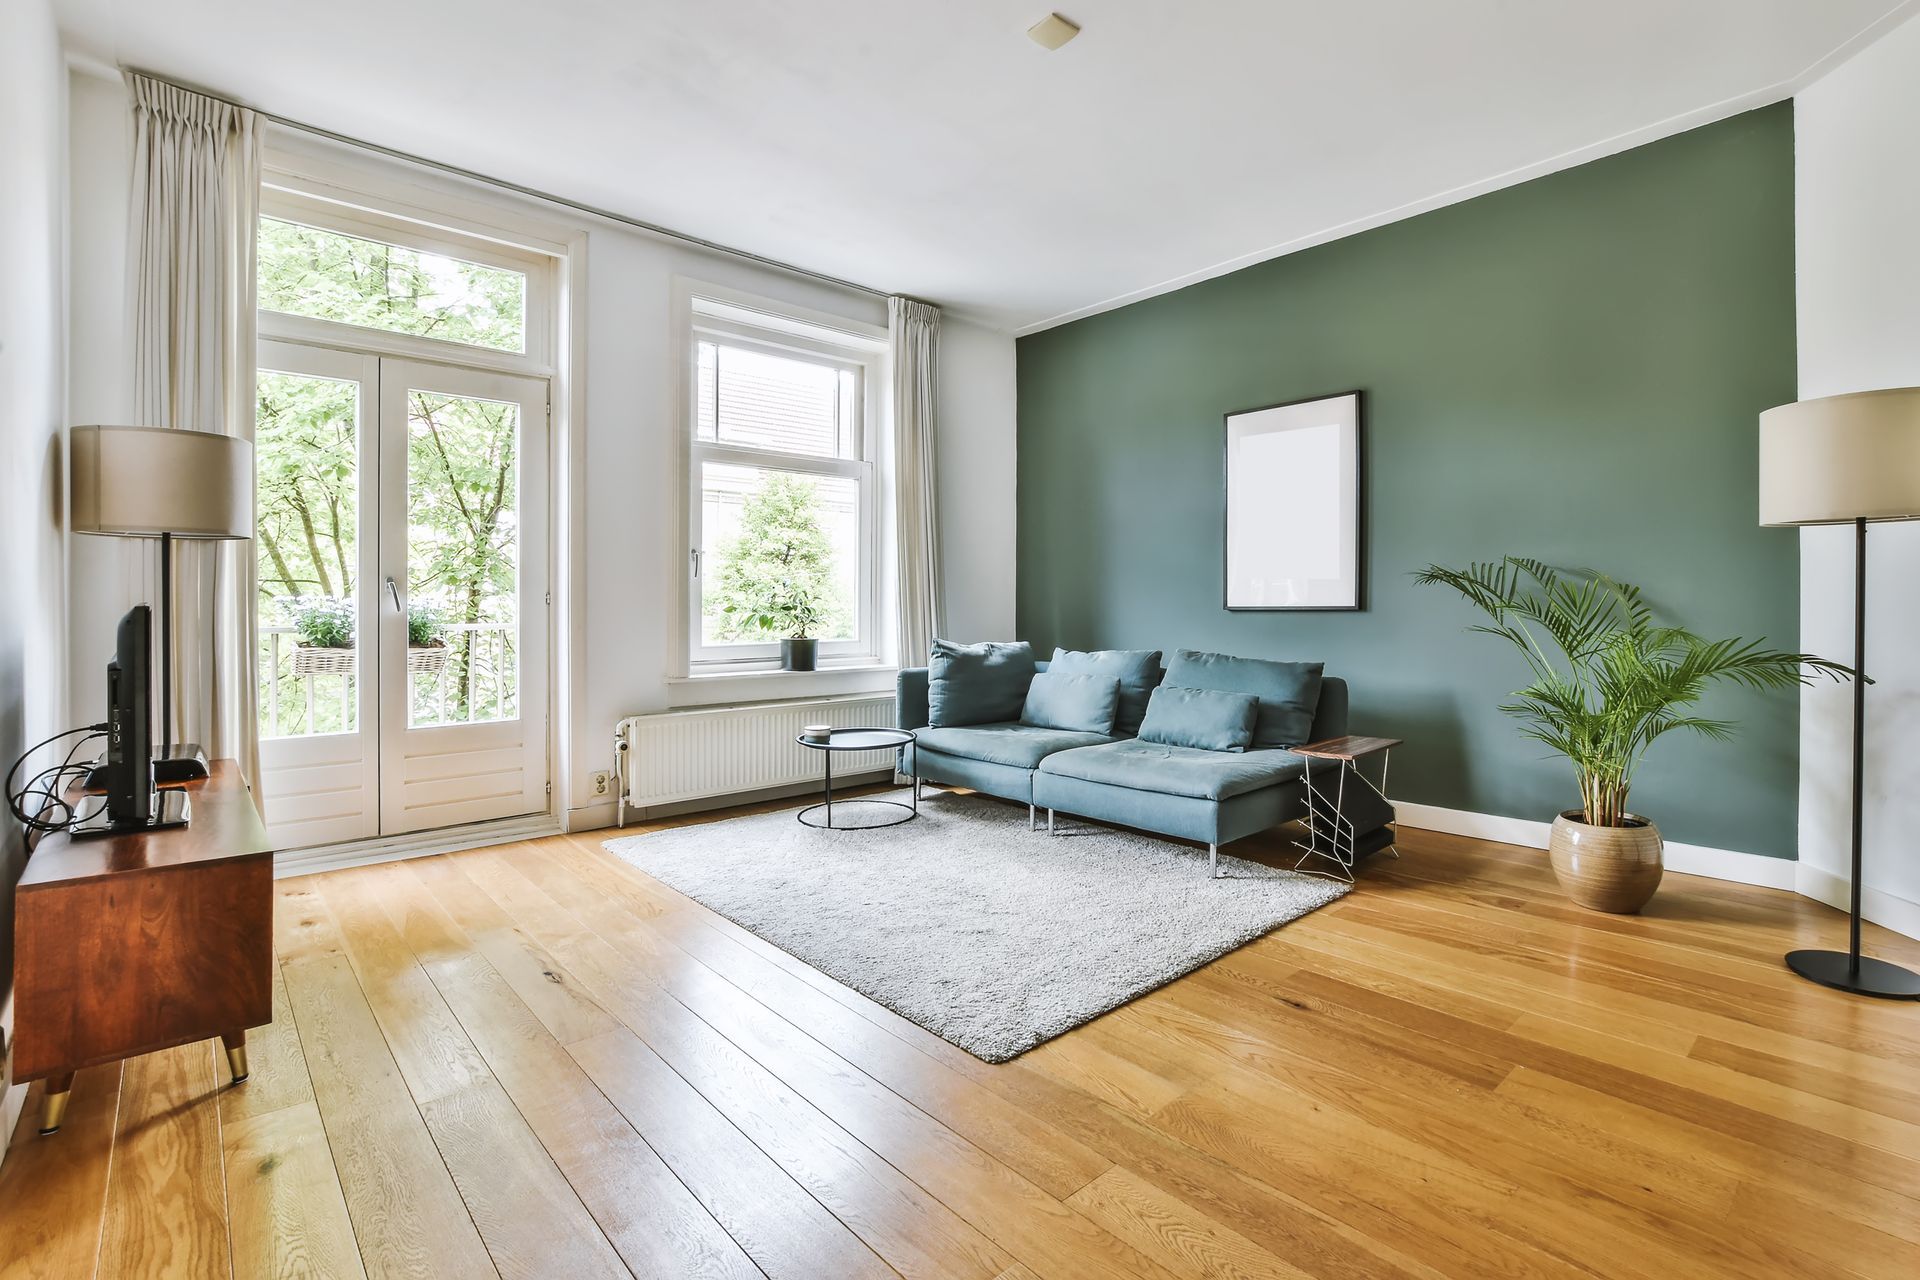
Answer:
top-left (255, 339), bottom-right (549, 847)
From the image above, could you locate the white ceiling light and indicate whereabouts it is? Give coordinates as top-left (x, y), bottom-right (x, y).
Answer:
top-left (1027, 13), bottom-right (1081, 51)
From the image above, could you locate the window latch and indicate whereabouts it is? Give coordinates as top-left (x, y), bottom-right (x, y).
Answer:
top-left (690, 547), bottom-right (702, 579)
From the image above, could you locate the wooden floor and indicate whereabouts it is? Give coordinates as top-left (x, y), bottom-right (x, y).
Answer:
top-left (5, 794), bottom-right (1920, 1280)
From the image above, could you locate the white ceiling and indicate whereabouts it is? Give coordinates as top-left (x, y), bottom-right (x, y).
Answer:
top-left (53, 1), bottom-right (1916, 332)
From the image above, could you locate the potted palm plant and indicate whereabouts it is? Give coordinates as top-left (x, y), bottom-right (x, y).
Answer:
top-left (1416, 558), bottom-right (1848, 912)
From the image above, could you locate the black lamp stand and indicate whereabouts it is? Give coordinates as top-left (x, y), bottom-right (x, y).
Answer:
top-left (152, 530), bottom-right (211, 784)
top-left (1783, 517), bottom-right (1920, 998)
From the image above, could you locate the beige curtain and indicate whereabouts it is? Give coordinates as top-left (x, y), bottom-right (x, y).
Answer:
top-left (126, 72), bottom-right (261, 786)
top-left (890, 296), bottom-right (942, 667)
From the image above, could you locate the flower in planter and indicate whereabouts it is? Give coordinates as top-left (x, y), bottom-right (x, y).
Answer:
top-left (290, 596), bottom-right (354, 649)
top-left (408, 601), bottom-right (447, 648)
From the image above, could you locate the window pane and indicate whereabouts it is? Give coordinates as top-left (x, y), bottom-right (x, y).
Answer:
top-left (695, 341), bottom-right (717, 441)
top-left (701, 463), bottom-right (858, 646)
top-left (255, 369), bottom-right (360, 739)
top-left (406, 390), bottom-right (521, 726)
top-left (258, 216), bottom-right (527, 353)
top-left (707, 342), bottom-right (852, 458)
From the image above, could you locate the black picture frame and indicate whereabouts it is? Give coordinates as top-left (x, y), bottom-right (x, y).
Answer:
top-left (1222, 389), bottom-right (1366, 612)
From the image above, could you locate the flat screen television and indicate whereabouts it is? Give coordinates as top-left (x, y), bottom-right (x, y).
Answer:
top-left (105, 604), bottom-right (154, 826)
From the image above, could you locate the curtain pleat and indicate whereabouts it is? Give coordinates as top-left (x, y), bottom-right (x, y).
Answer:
top-left (125, 72), bottom-right (262, 791)
top-left (889, 297), bottom-right (942, 668)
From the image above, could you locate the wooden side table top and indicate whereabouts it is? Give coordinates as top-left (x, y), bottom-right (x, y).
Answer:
top-left (21, 760), bottom-right (271, 888)
top-left (1292, 734), bottom-right (1403, 762)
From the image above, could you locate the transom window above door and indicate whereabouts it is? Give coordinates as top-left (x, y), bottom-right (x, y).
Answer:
top-left (254, 187), bottom-right (552, 368)
top-left (684, 294), bottom-right (887, 672)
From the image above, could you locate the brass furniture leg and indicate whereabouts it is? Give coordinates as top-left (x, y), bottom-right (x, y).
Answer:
top-left (222, 1030), bottom-right (249, 1083)
top-left (39, 1073), bottom-right (75, 1135)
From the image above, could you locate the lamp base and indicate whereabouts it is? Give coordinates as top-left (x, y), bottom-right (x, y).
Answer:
top-left (153, 743), bottom-right (210, 784)
top-left (1785, 949), bottom-right (1920, 999)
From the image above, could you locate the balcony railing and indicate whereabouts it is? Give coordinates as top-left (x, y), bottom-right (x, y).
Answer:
top-left (258, 622), bottom-right (518, 738)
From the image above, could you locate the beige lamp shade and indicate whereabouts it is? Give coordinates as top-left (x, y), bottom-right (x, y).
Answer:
top-left (70, 424), bottom-right (253, 539)
top-left (1758, 388), bottom-right (1920, 526)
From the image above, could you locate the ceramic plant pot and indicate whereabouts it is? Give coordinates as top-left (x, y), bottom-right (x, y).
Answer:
top-left (1548, 810), bottom-right (1664, 913)
top-left (781, 637), bottom-right (818, 671)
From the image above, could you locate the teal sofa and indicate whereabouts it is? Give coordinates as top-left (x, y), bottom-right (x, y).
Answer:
top-left (896, 660), bottom-right (1349, 876)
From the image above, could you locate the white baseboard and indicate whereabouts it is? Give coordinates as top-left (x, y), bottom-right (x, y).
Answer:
top-left (1793, 863), bottom-right (1920, 943)
top-left (566, 800), bottom-right (618, 832)
top-left (1390, 799), bottom-right (1798, 891)
top-left (273, 813), bottom-right (562, 878)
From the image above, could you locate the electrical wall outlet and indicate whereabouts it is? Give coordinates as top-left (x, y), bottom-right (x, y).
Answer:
top-left (589, 770), bottom-right (611, 797)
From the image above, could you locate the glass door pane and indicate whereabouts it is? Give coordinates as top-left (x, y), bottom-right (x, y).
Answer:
top-left (255, 369), bottom-right (363, 739)
top-left (404, 389), bottom-right (522, 728)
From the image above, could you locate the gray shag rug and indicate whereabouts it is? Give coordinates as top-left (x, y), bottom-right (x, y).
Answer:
top-left (602, 788), bottom-right (1349, 1062)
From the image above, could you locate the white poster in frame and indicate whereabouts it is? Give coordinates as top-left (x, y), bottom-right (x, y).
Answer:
top-left (1224, 391), bottom-right (1363, 610)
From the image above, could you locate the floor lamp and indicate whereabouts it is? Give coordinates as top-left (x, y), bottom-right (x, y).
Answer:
top-left (70, 425), bottom-right (254, 783)
top-left (1759, 388), bottom-right (1920, 999)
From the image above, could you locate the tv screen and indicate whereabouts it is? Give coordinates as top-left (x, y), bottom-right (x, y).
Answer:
top-left (106, 604), bottom-right (153, 826)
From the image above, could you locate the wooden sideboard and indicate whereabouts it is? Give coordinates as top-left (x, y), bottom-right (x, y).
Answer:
top-left (12, 761), bottom-right (274, 1135)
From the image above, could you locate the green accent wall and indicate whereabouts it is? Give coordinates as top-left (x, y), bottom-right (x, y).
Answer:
top-left (1015, 103), bottom-right (1801, 857)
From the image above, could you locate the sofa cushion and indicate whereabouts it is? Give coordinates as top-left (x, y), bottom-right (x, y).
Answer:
top-left (1037, 738), bottom-right (1305, 801)
top-left (1135, 685), bottom-right (1257, 753)
top-left (1020, 671), bottom-right (1120, 735)
top-left (1048, 647), bottom-right (1163, 736)
top-left (1164, 649), bottom-right (1324, 749)
top-left (928, 639), bottom-right (1036, 726)
top-left (913, 723), bottom-right (1114, 771)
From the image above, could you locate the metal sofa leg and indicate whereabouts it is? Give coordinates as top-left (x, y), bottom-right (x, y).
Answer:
top-left (1029, 803), bottom-right (1036, 830)
top-left (1048, 808), bottom-right (1056, 835)
top-left (1210, 843), bottom-right (1219, 878)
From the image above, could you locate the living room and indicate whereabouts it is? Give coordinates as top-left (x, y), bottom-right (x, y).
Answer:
top-left (3, 3), bottom-right (1918, 1277)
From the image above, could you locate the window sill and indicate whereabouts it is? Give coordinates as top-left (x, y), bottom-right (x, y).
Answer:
top-left (666, 664), bottom-right (898, 709)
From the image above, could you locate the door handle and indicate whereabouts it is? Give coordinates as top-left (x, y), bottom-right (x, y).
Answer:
top-left (386, 576), bottom-right (402, 612)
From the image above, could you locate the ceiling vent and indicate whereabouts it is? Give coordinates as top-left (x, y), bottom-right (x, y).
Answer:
top-left (1027, 13), bottom-right (1081, 51)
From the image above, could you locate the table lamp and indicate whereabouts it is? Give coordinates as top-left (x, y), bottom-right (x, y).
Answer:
top-left (1759, 387), bottom-right (1920, 999)
top-left (70, 425), bottom-right (254, 783)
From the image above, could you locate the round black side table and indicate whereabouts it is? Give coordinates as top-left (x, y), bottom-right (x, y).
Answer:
top-left (795, 727), bottom-right (918, 829)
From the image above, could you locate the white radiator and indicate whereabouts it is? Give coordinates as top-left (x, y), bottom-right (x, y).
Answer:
top-left (613, 694), bottom-right (898, 823)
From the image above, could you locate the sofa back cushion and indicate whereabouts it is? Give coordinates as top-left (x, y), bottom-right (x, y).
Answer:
top-left (1163, 649), bottom-right (1324, 748)
top-left (1047, 647), bottom-right (1162, 736)
top-left (928, 639), bottom-right (1037, 726)
top-left (1135, 685), bottom-right (1259, 753)
top-left (1019, 671), bottom-right (1121, 735)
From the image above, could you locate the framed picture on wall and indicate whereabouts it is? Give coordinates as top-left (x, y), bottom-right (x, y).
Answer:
top-left (1224, 391), bottom-right (1364, 610)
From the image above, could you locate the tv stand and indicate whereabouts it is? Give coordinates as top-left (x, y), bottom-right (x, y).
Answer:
top-left (13, 761), bottom-right (272, 1135)
top-left (67, 785), bottom-right (190, 835)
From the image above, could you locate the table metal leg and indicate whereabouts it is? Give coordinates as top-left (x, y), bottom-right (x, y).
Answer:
top-left (824, 749), bottom-right (833, 828)
top-left (38, 1072), bottom-right (74, 1136)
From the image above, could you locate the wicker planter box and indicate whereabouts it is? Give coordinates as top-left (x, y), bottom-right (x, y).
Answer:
top-left (292, 645), bottom-right (450, 677)
top-left (292, 645), bottom-right (356, 677)
top-left (408, 644), bottom-right (450, 676)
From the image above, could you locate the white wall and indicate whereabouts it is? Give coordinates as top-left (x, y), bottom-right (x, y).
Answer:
top-left (0, 0), bottom-right (71, 1156)
top-left (57, 69), bottom-right (1020, 830)
top-left (1795, 13), bottom-right (1920, 939)
top-left (64, 68), bottom-right (131, 726)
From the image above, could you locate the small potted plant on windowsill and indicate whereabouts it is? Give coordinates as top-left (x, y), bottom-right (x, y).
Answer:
top-left (407, 601), bottom-right (450, 677)
top-left (289, 597), bottom-right (356, 676)
top-left (1416, 557), bottom-right (1850, 913)
top-left (721, 543), bottom-right (826, 672)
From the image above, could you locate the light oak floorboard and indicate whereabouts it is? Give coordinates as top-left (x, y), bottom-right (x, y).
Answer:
top-left (5, 809), bottom-right (1917, 1280)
